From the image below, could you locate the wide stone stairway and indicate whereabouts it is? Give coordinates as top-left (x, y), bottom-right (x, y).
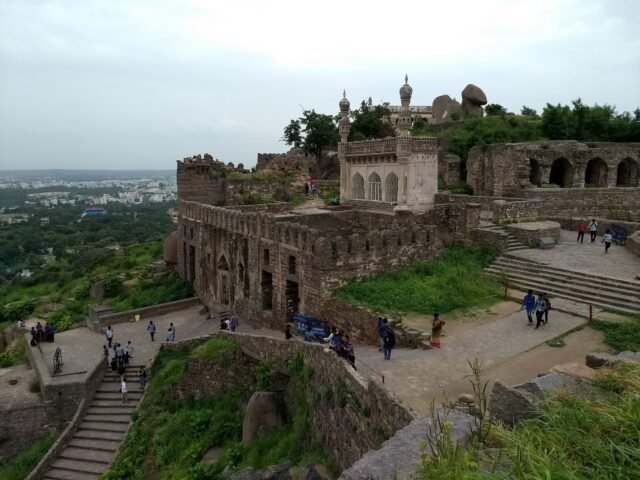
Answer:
top-left (486, 254), bottom-right (640, 313)
top-left (478, 223), bottom-right (529, 252)
top-left (43, 366), bottom-right (144, 480)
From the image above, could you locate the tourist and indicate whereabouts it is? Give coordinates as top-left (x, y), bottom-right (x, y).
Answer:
top-left (534, 293), bottom-right (547, 329)
top-left (543, 293), bottom-right (551, 324)
top-left (36, 322), bottom-right (44, 342)
top-left (103, 345), bottom-right (109, 365)
top-left (324, 326), bottom-right (337, 343)
top-left (229, 313), bottom-right (239, 332)
top-left (117, 362), bottom-right (126, 377)
top-left (429, 313), bottom-right (445, 348)
top-left (106, 325), bottom-right (114, 348)
top-left (115, 343), bottom-right (124, 366)
top-left (377, 317), bottom-right (384, 352)
top-left (219, 318), bottom-right (228, 330)
top-left (336, 335), bottom-right (356, 370)
top-left (139, 367), bottom-right (147, 391)
top-left (381, 319), bottom-right (395, 360)
top-left (589, 219), bottom-right (598, 242)
top-left (166, 326), bottom-right (175, 342)
top-left (602, 229), bottom-right (613, 253)
top-left (47, 323), bottom-right (55, 342)
top-left (16, 319), bottom-right (25, 329)
top-left (110, 356), bottom-right (118, 372)
top-left (577, 220), bottom-right (586, 243)
top-left (126, 341), bottom-right (134, 359)
top-left (304, 326), bottom-right (316, 342)
top-left (147, 321), bottom-right (156, 342)
top-left (170, 323), bottom-right (176, 340)
top-left (120, 376), bottom-right (128, 404)
top-left (285, 324), bottom-right (292, 340)
top-left (310, 182), bottom-right (317, 198)
top-left (123, 350), bottom-right (130, 366)
top-left (304, 182), bottom-right (309, 196)
top-left (521, 289), bottom-right (536, 325)
top-left (30, 326), bottom-right (38, 346)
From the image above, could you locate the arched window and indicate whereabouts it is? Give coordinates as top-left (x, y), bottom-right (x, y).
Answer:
top-left (385, 173), bottom-right (398, 202)
top-left (549, 158), bottom-right (573, 188)
top-left (352, 173), bottom-right (365, 199)
top-left (585, 158), bottom-right (608, 187)
top-left (616, 158), bottom-right (639, 187)
top-left (217, 255), bottom-right (229, 270)
top-left (368, 172), bottom-right (382, 201)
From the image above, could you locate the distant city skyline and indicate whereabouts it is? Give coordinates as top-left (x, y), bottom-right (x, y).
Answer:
top-left (1, 0), bottom-right (639, 170)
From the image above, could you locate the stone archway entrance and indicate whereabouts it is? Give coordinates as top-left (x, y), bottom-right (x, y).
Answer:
top-left (529, 158), bottom-right (541, 187)
top-left (617, 158), bottom-right (639, 187)
top-left (585, 158), bottom-right (608, 187)
top-left (217, 255), bottom-right (230, 305)
top-left (549, 158), bottom-right (572, 188)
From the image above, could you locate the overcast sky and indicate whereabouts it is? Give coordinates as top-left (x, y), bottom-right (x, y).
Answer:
top-left (1, 0), bottom-right (639, 170)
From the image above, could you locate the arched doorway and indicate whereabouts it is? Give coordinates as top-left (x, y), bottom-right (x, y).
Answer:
top-left (368, 172), bottom-right (382, 201)
top-left (616, 158), bottom-right (639, 187)
top-left (385, 173), bottom-right (398, 202)
top-left (217, 255), bottom-right (230, 305)
top-left (549, 158), bottom-right (572, 188)
top-left (529, 158), bottom-right (541, 187)
top-left (352, 173), bottom-right (365, 199)
top-left (585, 158), bottom-right (608, 187)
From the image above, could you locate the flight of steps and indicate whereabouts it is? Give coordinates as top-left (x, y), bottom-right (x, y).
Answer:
top-left (485, 254), bottom-right (640, 313)
top-left (42, 366), bottom-right (144, 480)
top-left (478, 224), bottom-right (529, 252)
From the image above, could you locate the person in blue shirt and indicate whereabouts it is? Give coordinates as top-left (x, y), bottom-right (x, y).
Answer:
top-left (534, 293), bottom-right (547, 329)
top-left (521, 289), bottom-right (536, 324)
top-left (304, 326), bottom-right (316, 342)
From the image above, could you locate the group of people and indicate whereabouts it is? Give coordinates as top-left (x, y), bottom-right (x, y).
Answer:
top-left (304, 178), bottom-right (318, 198)
top-left (521, 290), bottom-right (551, 329)
top-left (29, 321), bottom-right (55, 345)
top-left (219, 313), bottom-right (239, 332)
top-left (105, 340), bottom-right (134, 371)
top-left (576, 219), bottom-right (614, 253)
top-left (103, 324), bottom-right (149, 403)
top-left (283, 323), bottom-right (357, 369)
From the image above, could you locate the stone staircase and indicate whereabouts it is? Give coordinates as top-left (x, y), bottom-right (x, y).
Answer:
top-left (485, 254), bottom-right (640, 314)
top-left (478, 224), bottom-right (529, 252)
top-left (341, 200), bottom-right (396, 213)
top-left (42, 366), bottom-right (144, 480)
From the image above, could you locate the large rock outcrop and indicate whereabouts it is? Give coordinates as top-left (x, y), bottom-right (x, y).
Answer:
top-left (242, 391), bottom-right (288, 443)
top-left (460, 84), bottom-right (487, 119)
top-left (431, 95), bottom-right (461, 124)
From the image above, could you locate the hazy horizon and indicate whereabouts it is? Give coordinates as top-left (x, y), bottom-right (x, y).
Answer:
top-left (1, 0), bottom-right (639, 170)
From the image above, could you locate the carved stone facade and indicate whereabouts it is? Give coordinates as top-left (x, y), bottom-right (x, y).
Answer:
top-left (339, 78), bottom-right (438, 211)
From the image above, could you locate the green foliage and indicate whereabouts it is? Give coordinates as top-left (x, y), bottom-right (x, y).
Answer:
top-left (226, 171), bottom-right (285, 182)
top-left (485, 103), bottom-right (509, 116)
top-left (241, 193), bottom-right (276, 205)
top-left (437, 175), bottom-right (446, 191)
top-left (192, 336), bottom-right (241, 363)
top-left (320, 186), bottom-right (340, 206)
top-left (255, 360), bottom-right (274, 391)
top-left (520, 106), bottom-right (538, 118)
top-left (334, 246), bottom-right (501, 316)
top-left (283, 110), bottom-right (339, 160)
top-left (0, 433), bottom-right (58, 480)
top-left (282, 119), bottom-right (302, 148)
top-left (0, 299), bottom-right (35, 323)
top-left (110, 272), bottom-right (193, 312)
top-left (0, 337), bottom-right (27, 368)
top-left (348, 101), bottom-right (395, 141)
top-left (592, 315), bottom-right (640, 352)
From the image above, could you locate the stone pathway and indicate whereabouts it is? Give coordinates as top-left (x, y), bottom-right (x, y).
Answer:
top-left (356, 307), bottom-right (585, 414)
top-left (510, 229), bottom-right (640, 281)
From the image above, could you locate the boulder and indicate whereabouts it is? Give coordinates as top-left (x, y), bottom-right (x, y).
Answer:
top-left (300, 464), bottom-right (331, 480)
top-left (202, 446), bottom-right (224, 465)
top-left (242, 391), bottom-right (287, 443)
top-left (431, 95), bottom-right (461, 124)
top-left (586, 352), bottom-right (616, 368)
top-left (264, 463), bottom-right (294, 480)
top-left (90, 280), bottom-right (106, 299)
top-left (163, 231), bottom-right (178, 265)
top-left (457, 393), bottom-right (475, 404)
top-left (617, 351), bottom-right (640, 361)
top-left (461, 84), bottom-right (487, 105)
top-left (488, 381), bottom-right (535, 426)
top-left (229, 468), bottom-right (263, 480)
top-left (515, 372), bottom-right (578, 396)
top-left (550, 362), bottom-right (596, 380)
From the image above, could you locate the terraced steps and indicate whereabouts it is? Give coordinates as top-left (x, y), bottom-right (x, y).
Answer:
top-left (486, 255), bottom-right (640, 313)
top-left (40, 366), bottom-right (145, 480)
top-left (478, 224), bottom-right (530, 252)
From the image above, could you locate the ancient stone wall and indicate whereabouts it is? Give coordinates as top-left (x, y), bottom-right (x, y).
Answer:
top-left (627, 231), bottom-right (640, 258)
top-left (224, 179), bottom-right (293, 205)
top-left (163, 332), bottom-right (416, 471)
top-left (0, 404), bottom-right (50, 460)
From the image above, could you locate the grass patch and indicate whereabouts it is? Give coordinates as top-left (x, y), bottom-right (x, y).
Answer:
top-left (592, 314), bottom-right (640, 352)
top-left (0, 337), bottom-right (27, 368)
top-left (192, 336), bottom-right (241, 363)
top-left (320, 187), bottom-right (340, 206)
top-left (545, 323), bottom-right (586, 348)
top-left (334, 246), bottom-right (500, 316)
top-left (0, 433), bottom-right (58, 480)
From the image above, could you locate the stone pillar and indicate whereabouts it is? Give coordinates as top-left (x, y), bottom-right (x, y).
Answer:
top-left (338, 91), bottom-right (351, 201)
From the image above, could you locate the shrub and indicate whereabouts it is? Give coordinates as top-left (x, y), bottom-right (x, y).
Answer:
top-left (592, 315), bottom-right (640, 352)
top-left (0, 433), bottom-right (57, 480)
top-left (192, 337), bottom-right (240, 363)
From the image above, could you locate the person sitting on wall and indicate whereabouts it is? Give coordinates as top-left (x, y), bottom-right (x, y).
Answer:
top-left (335, 335), bottom-right (357, 370)
top-left (324, 326), bottom-right (337, 344)
top-left (285, 324), bottom-right (293, 339)
top-left (220, 318), bottom-right (228, 330)
top-left (329, 331), bottom-right (343, 351)
top-left (304, 326), bottom-right (316, 342)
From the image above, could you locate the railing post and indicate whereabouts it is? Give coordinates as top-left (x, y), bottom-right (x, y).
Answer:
top-left (589, 304), bottom-right (593, 325)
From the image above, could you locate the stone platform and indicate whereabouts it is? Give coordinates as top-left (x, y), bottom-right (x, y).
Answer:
top-left (505, 220), bottom-right (561, 245)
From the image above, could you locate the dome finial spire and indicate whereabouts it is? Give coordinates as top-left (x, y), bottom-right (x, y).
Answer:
top-left (405, 74), bottom-right (408, 84)
top-left (343, 89), bottom-right (346, 99)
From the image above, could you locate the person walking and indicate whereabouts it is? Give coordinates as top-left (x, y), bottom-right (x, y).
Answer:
top-left (543, 293), bottom-right (551, 324)
top-left (169, 323), bottom-right (176, 340)
top-left (429, 313), bottom-right (446, 348)
top-left (126, 341), bottom-right (134, 359)
top-left (229, 313), bottom-right (238, 333)
top-left (120, 376), bottom-right (128, 404)
top-left (115, 343), bottom-right (124, 366)
top-left (534, 293), bottom-right (547, 329)
top-left (381, 319), bottom-right (395, 360)
top-left (139, 367), bottom-right (147, 391)
top-left (147, 321), bottom-right (156, 342)
top-left (589, 219), bottom-right (598, 242)
top-left (521, 289), bottom-right (536, 325)
top-left (577, 220), bottom-right (586, 243)
top-left (105, 326), bottom-right (113, 348)
top-left (166, 326), bottom-right (175, 343)
top-left (103, 345), bottom-right (109, 366)
top-left (602, 230), bottom-right (613, 253)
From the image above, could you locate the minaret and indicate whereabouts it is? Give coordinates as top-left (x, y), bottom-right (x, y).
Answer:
top-left (397, 74), bottom-right (413, 136)
top-left (338, 90), bottom-right (351, 201)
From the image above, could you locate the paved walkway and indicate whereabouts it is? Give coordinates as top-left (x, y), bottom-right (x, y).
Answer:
top-left (356, 307), bottom-right (586, 414)
top-left (510, 229), bottom-right (640, 281)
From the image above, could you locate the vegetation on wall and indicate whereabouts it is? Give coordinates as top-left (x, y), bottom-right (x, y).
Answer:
top-left (0, 433), bottom-right (58, 480)
top-left (334, 246), bottom-right (501, 316)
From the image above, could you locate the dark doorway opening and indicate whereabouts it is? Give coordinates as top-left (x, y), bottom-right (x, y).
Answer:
top-left (285, 280), bottom-right (299, 323)
top-left (529, 158), bottom-right (541, 186)
top-left (585, 158), bottom-right (608, 187)
top-left (261, 271), bottom-right (273, 310)
top-left (617, 158), bottom-right (639, 187)
top-left (188, 245), bottom-right (196, 282)
top-left (549, 158), bottom-right (572, 188)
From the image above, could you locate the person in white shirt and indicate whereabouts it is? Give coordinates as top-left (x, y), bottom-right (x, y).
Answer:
top-left (126, 341), bottom-right (134, 358)
top-left (589, 219), bottom-right (598, 243)
top-left (120, 376), bottom-right (128, 404)
top-left (602, 230), bottom-right (613, 253)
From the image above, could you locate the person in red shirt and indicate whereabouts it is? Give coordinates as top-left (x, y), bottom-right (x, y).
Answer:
top-left (577, 220), bottom-right (586, 244)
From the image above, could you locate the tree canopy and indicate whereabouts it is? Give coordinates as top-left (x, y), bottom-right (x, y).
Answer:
top-left (348, 101), bottom-right (395, 140)
top-left (282, 110), bottom-right (339, 159)
top-left (485, 103), bottom-right (509, 116)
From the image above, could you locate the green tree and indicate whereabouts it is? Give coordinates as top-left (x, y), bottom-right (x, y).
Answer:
top-left (541, 103), bottom-right (573, 139)
top-left (283, 110), bottom-right (339, 177)
top-left (520, 106), bottom-right (538, 117)
top-left (282, 119), bottom-right (302, 148)
top-left (484, 103), bottom-right (508, 116)
top-left (348, 101), bottom-right (395, 140)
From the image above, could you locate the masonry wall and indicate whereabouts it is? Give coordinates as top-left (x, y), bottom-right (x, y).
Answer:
top-left (163, 333), bottom-right (416, 471)
top-left (0, 405), bottom-right (50, 461)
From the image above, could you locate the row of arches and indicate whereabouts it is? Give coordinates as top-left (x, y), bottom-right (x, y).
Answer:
top-left (530, 157), bottom-right (639, 188)
top-left (352, 172), bottom-right (399, 202)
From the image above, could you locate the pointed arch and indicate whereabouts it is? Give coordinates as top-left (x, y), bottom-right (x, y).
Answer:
top-left (385, 172), bottom-right (398, 202)
top-left (217, 254), bottom-right (229, 270)
top-left (617, 158), bottom-right (639, 187)
top-left (352, 173), bottom-right (365, 199)
top-left (368, 172), bottom-right (382, 201)
top-left (549, 158), bottom-right (572, 188)
top-left (585, 158), bottom-right (608, 187)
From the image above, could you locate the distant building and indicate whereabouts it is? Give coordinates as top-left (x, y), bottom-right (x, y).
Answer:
top-left (81, 207), bottom-right (108, 217)
top-left (40, 217), bottom-right (49, 226)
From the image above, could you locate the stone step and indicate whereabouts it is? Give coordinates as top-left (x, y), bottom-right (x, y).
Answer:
top-left (73, 429), bottom-right (125, 442)
top-left (79, 421), bottom-right (129, 433)
top-left (86, 407), bottom-right (136, 416)
top-left (501, 254), bottom-right (640, 289)
top-left (67, 438), bottom-right (120, 452)
top-left (89, 400), bottom-right (137, 408)
top-left (83, 414), bottom-right (131, 424)
top-left (507, 246), bottom-right (529, 251)
top-left (93, 392), bottom-right (141, 400)
top-left (51, 458), bottom-right (106, 475)
top-left (59, 447), bottom-right (112, 464)
top-left (43, 468), bottom-right (99, 480)
top-left (491, 259), bottom-right (640, 296)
